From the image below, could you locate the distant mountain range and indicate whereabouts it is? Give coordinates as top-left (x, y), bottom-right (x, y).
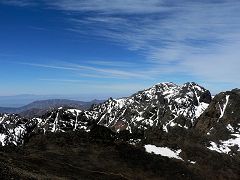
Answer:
top-left (0, 99), bottom-right (104, 117)
top-left (0, 94), bottom-right (105, 107)
top-left (0, 82), bottom-right (240, 179)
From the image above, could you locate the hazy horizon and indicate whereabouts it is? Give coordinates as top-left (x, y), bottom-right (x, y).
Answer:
top-left (0, 93), bottom-right (110, 107)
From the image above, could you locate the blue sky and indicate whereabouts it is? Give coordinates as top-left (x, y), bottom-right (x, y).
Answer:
top-left (0, 0), bottom-right (240, 100)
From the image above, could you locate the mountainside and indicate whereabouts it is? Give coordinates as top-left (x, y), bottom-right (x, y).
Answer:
top-left (0, 82), bottom-right (240, 179)
top-left (0, 82), bottom-right (211, 145)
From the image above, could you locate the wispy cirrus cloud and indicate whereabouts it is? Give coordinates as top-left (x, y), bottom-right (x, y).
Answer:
top-left (86, 60), bottom-right (138, 68)
top-left (48, 0), bottom-right (168, 14)
top-left (46, 0), bottom-right (240, 90)
top-left (39, 78), bottom-right (86, 83)
top-left (0, 0), bottom-right (36, 7)
top-left (3, 0), bottom-right (240, 92)
top-left (21, 61), bottom-right (153, 79)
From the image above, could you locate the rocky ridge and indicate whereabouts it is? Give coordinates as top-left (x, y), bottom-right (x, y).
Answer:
top-left (1, 82), bottom-right (240, 179)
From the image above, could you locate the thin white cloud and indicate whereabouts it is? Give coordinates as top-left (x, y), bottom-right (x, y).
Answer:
top-left (28, 26), bottom-right (48, 31)
top-left (3, 0), bottom-right (240, 92)
top-left (48, 0), bottom-right (168, 14)
top-left (86, 60), bottom-right (138, 67)
top-left (39, 78), bottom-right (86, 83)
top-left (0, 0), bottom-right (36, 6)
top-left (21, 61), bottom-right (152, 79)
top-left (48, 0), bottom-right (240, 90)
top-left (182, 40), bottom-right (240, 84)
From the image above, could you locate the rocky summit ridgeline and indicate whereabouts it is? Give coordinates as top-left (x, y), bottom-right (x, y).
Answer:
top-left (1, 82), bottom-right (212, 145)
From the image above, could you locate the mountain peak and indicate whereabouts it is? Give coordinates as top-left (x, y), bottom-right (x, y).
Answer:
top-left (89, 82), bottom-right (212, 132)
top-left (154, 82), bottom-right (177, 87)
top-left (182, 82), bottom-right (204, 90)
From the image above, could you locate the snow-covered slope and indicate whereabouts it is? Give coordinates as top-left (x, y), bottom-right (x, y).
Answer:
top-left (0, 114), bottom-right (28, 146)
top-left (33, 108), bottom-right (90, 133)
top-left (0, 108), bottom-right (91, 146)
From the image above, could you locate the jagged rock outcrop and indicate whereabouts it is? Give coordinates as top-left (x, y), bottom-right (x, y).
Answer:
top-left (196, 89), bottom-right (240, 133)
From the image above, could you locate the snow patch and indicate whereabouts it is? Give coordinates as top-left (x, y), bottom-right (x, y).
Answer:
top-left (0, 134), bottom-right (6, 146)
top-left (67, 109), bottom-right (82, 114)
top-left (226, 124), bottom-right (234, 133)
top-left (114, 98), bottom-right (126, 109)
top-left (188, 160), bottom-right (196, 164)
top-left (207, 141), bottom-right (231, 154)
top-left (128, 139), bottom-right (141, 145)
top-left (207, 134), bottom-right (240, 154)
top-left (144, 144), bottom-right (183, 160)
top-left (195, 102), bottom-right (209, 118)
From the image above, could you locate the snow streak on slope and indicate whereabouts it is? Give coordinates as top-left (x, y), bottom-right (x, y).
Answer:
top-left (219, 95), bottom-right (230, 119)
top-left (34, 108), bottom-right (90, 133)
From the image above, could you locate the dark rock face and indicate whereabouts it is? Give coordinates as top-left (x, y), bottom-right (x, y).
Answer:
top-left (194, 89), bottom-right (240, 155)
top-left (195, 89), bottom-right (240, 135)
top-left (199, 90), bottom-right (212, 104)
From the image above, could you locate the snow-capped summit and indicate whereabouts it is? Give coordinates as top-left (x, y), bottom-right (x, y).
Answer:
top-left (90, 82), bottom-right (211, 132)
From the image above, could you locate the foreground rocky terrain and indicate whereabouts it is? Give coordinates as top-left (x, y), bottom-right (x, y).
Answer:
top-left (0, 82), bottom-right (240, 179)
